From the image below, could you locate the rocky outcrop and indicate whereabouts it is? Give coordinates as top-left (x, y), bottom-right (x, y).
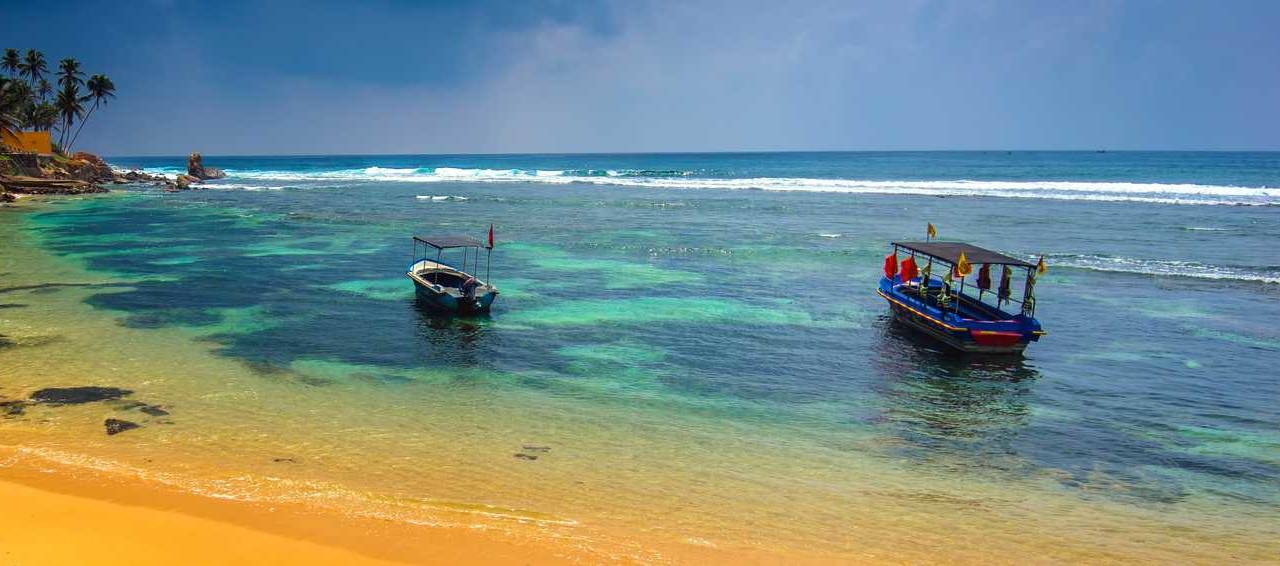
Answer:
top-left (32, 152), bottom-right (115, 184)
top-left (104, 418), bottom-right (140, 435)
top-left (170, 174), bottom-right (201, 191)
top-left (116, 169), bottom-right (167, 183)
top-left (187, 152), bottom-right (225, 180)
top-left (0, 175), bottom-right (108, 195)
top-left (0, 150), bottom-right (228, 199)
top-left (67, 152), bottom-right (115, 183)
top-left (0, 150), bottom-right (121, 198)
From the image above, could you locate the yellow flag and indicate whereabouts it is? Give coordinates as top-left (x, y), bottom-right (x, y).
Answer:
top-left (926, 223), bottom-right (937, 240)
top-left (1036, 256), bottom-right (1048, 275)
top-left (955, 251), bottom-right (973, 277)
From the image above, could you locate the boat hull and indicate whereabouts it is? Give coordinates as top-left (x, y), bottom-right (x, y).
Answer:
top-left (406, 259), bottom-right (498, 316)
top-left (878, 277), bottom-right (1041, 355)
top-left (887, 301), bottom-right (1028, 354)
top-left (413, 282), bottom-right (496, 315)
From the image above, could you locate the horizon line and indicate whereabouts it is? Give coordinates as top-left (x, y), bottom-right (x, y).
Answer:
top-left (103, 148), bottom-right (1280, 159)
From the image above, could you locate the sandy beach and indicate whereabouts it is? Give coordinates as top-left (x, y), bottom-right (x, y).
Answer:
top-left (0, 450), bottom-right (569, 565)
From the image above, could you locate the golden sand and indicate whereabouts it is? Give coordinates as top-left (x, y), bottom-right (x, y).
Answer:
top-left (0, 451), bottom-right (577, 565)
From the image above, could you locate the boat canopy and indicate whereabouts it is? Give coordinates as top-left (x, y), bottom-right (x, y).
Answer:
top-left (892, 241), bottom-right (1033, 268)
top-left (414, 235), bottom-right (484, 249)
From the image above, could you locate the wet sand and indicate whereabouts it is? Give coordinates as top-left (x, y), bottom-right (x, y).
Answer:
top-left (0, 451), bottom-right (577, 565)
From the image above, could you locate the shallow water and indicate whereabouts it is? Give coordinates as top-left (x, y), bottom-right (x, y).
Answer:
top-left (2, 152), bottom-right (1278, 561)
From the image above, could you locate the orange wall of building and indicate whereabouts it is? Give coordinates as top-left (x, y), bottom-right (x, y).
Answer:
top-left (1, 129), bottom-right (53, 154)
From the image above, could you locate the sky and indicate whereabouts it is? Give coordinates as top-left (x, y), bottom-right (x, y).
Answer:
top-left (2, 0), bottom-right (1278, 155)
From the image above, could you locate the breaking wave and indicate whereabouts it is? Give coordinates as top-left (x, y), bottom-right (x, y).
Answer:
top-left (1046, 254), bottom-right (1280, 284)
top-left (142, 166), bottom-right (1280, 206)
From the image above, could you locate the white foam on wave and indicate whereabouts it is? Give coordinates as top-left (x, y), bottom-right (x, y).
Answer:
top-left (415, 195), bottom-right (468, 202)
top-left (209, 167), bottom-right (1280, 206)
top-left (206, 183), bottom-right (284, 191)
top-left (1047, 254), bottom-right (1280, 284)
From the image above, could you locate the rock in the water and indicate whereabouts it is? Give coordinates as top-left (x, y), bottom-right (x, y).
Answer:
top-left (1, 192), bottom-right (14, 203)
top-left (186, 152), bottom-right (226, 180)
top-left (104, 418), bottom-right (140, 435)
top-left (0, 399), bottom-right (25, 417)
top-left (30, 386), bottom-right (133, 405)
top-left (139, 404), bottom-right (170, 416)
top-left (513, 453), bottom-right (538, 461)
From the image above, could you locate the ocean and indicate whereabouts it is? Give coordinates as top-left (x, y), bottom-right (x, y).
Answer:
top-left (2, 151), bottom-right (1278, 561)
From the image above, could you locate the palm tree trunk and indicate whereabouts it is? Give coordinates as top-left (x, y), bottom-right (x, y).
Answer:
top-left (68, 102), bottom-right (97, 151)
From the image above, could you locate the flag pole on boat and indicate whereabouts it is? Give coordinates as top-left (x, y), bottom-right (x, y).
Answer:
top-left (954, 251), bottom-right (972, 316)
top-left (486, 224), bottom-right (494, 283)
top-left (923, 223), bottom-right (936, 287)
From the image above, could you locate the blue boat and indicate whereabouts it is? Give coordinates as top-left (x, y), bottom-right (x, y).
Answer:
top-left (877, 241), bottom-right (1045, 354)
top-left (407, 235), bottom-right (498, 315)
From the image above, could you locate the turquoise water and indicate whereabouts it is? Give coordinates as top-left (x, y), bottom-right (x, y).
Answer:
top-left (7, 151), bottom-right (1280, 558)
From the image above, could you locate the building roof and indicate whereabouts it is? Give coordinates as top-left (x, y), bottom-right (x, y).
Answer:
top-left (892, 241), bottom-right (1033, 267)
top-left (414, 235), bottom-right (484, 249)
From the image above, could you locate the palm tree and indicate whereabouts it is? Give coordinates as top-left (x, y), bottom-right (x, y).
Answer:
top-left (0, 78), bottom-right (26, 133)
top-left (55, 82), bottom-right (84, 149)
top-left (35, 102), bottom-right (58, 131)
top-left (22, 101), bottom-right (58, 131)
top-left (0, 78), bottom-right (33, 128)
top-left (68, 74), bottom-right (114, 150)
top-left (36, 78), bottom-right (51, 102)
top-left (57, 58), bottom-right (84, 91)
top-left (18, 49), bottom-right (46, 87)
top-left (2, 49), bottom-right (19, 79)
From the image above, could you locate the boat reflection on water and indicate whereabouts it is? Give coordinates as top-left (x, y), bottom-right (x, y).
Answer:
top-left (410, 302), bottom-right (491, 367)
top-left (869, 313), bottom-right (1040, 470)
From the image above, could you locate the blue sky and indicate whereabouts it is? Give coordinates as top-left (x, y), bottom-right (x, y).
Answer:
top-left (3, 0), bottom-right (1278, 155)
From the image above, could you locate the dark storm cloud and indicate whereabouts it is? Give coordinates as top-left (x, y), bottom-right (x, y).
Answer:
top-left (3, 0), bottom-right (1277, 155)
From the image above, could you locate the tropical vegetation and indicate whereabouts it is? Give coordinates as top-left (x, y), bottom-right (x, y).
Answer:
top-left (0, 48), bottom-right (115, 153)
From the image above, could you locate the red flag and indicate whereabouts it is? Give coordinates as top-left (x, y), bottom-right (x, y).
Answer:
top-left (488, 224), bottom-right (494, 249)
top-left (900, 256), bottom-right (919, 282)
top-left (977, 264), bottom-right (992, 290)
top-left (883, 252), bottom-right (898, 279)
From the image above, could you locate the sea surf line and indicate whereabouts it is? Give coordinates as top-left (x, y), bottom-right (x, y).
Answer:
top-left (127, 165), bottom-right (1280, 206)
